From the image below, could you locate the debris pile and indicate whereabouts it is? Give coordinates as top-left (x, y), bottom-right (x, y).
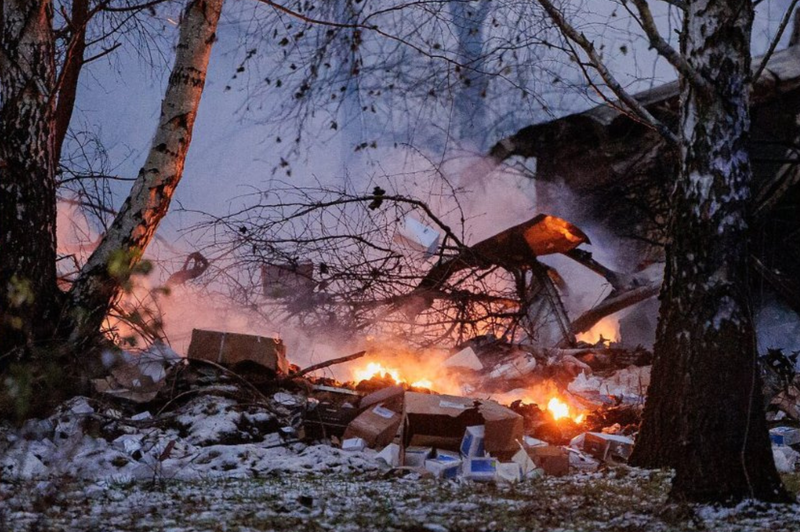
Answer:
top-left (3, 327), bottom-right (799, 483)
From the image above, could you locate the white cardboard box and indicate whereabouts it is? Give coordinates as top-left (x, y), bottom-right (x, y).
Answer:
top-left (460, 425), bottom-right (486, 457)
top-left (394, 217), bottom-right (441, 256)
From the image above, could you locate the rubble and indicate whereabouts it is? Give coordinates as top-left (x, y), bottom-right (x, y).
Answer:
top-left (14, 315), bottom-right (800, 488)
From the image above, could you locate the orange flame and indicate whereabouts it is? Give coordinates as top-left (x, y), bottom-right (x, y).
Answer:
top-left (348, 353), bottom-right (463, 394)
top-left (547, 397), bottom-right (584, 424)
top-left (352, 362), bottom-right (402, 383)
top-left (576, 316), bottom-right (620, 345)
top-left (347, 354), bottom-right (587, 424)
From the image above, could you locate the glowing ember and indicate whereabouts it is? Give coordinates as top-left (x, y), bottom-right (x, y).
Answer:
top-left (411, 379), bottom-right (433, 389)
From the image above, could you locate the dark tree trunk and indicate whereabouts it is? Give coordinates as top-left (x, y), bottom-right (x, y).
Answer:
top-left (0, 0), bottom-right (61, 363)
top-left (630, 0), bottom-right (787, 503)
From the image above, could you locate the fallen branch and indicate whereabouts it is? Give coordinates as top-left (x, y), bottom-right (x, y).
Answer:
top-left (290, 350), bottom-right (367, 379)
top-left (568, 283), bottom-right (660, 339)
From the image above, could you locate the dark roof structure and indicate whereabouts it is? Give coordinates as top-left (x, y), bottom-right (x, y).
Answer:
top-left (488, 44), bottom-right (800, 315)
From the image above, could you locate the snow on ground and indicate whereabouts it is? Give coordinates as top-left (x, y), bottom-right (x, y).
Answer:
top-left (2, 394), bottom-right (800, 531)
top-left (2, 469), bottom-right (800, 531)
top-left (0, 395), bottom-right (380, 484)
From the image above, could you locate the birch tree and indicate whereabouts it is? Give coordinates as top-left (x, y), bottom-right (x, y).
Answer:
top-left (534, 0), bottom-right (789, 502)
top-left (1, 0), bottom-right (222, 382)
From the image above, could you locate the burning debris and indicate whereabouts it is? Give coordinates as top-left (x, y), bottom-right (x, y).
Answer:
top-left (5, 323), bottom-right (800, 484)
top-left (27, 325), bottom-right (654, 485)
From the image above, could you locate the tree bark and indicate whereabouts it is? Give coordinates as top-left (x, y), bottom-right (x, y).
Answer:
top-left (630, 0), bottom-right (787, 503)
top-left (67, 0), bottom-right (223, 342)
top-left (0, 0), bottom-right (60, 362)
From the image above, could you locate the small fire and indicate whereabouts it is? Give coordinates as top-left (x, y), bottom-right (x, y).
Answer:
top-left (547, 397), bottom-right (585, 424)
top-left (547, 397), bottom-right (569, 420)
top-left (352, 362), bottom-right (402, 383)
top-left (576, 316), bottom-right (620, 345)
top-left (351, 361), bottom-right (437, 390)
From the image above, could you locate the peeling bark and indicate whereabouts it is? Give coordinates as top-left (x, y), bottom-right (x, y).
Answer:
top-left (630, 0), bottom-right (787, 503)
top-left (67, 0), bottom-right (223, 341)
top-left (0, 0), bottom-right (60, 361)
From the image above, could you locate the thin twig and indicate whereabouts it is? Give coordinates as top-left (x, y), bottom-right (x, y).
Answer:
top-left (536, 0), bottom-right (678, 145)
top-left (629, 0), bottom-right (712, 94)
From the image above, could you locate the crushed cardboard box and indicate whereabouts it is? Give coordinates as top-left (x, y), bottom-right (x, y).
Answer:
top-left (402, 392), bottom-right (523, 458)
top-left (583, 432), bottom-right (634, 462)
top-left (359, 385), bottom-right (405, 412)
top-left (187, 329), bottom-right (289, 373)
top-left (528, 445), bottom-right (570, 476)
top-left (343, 404), bottom-right (402, 448)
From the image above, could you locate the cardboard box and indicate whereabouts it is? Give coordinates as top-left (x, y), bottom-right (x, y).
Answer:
top-left (261, 262), bottom-right (315, 298)
top-left (394, 217), bottom-right (441, 256)
top-left (343, 404), bottom-right (402, 448)
top-left (187, 329), bottom-right (289, 373)
top-left (770, 426), bottom-right (800, 447)
top-left (342, 437), bottom-right (366, 451)
top-left (443, 347), bottom-right (484, 371)
top-left (463, 457), bottom-right (497, 481)
top-left (529, 445), bottom-right (570, 476)
top-left (404, 446), bottom-right (433, 467)
top-left (583, 432), bottom-right (634, 462)
top-left (375, 443), bottom-right (401, 467)
top-left (402, 392), bottom-right (523, 458)
top-left (425, 457), bottom-right (462, 479)
top-left (359, 385), bottom-right (405, 412)
top-left (495, 462), bottom-right (523, 484)
top-left (460, 425), bottom-right (486, 457)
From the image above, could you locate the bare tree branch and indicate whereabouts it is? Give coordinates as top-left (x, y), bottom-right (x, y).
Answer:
top-left (753, 0), bottom-right (800, 82)
top-left (628, 0), bottom-right (712, 94)
top-left (535, 0), bottom-right (678, 145)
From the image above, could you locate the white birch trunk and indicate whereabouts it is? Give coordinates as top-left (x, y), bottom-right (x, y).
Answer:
top-left (632, 0), bottom-right (787, 502)
top-left (67, 0), bottom-right (223, 337)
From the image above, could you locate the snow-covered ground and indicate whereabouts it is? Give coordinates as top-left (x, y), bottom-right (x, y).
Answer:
top-left (3, 469), bottom-right (799, 531)
top-left (2, 393), bottom-right (800, 531)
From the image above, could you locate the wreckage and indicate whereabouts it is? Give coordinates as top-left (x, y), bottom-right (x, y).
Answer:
top-left (488, 42), bottom-right (800, 323)
top-left (32, 31), bottom-right (800, 490)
